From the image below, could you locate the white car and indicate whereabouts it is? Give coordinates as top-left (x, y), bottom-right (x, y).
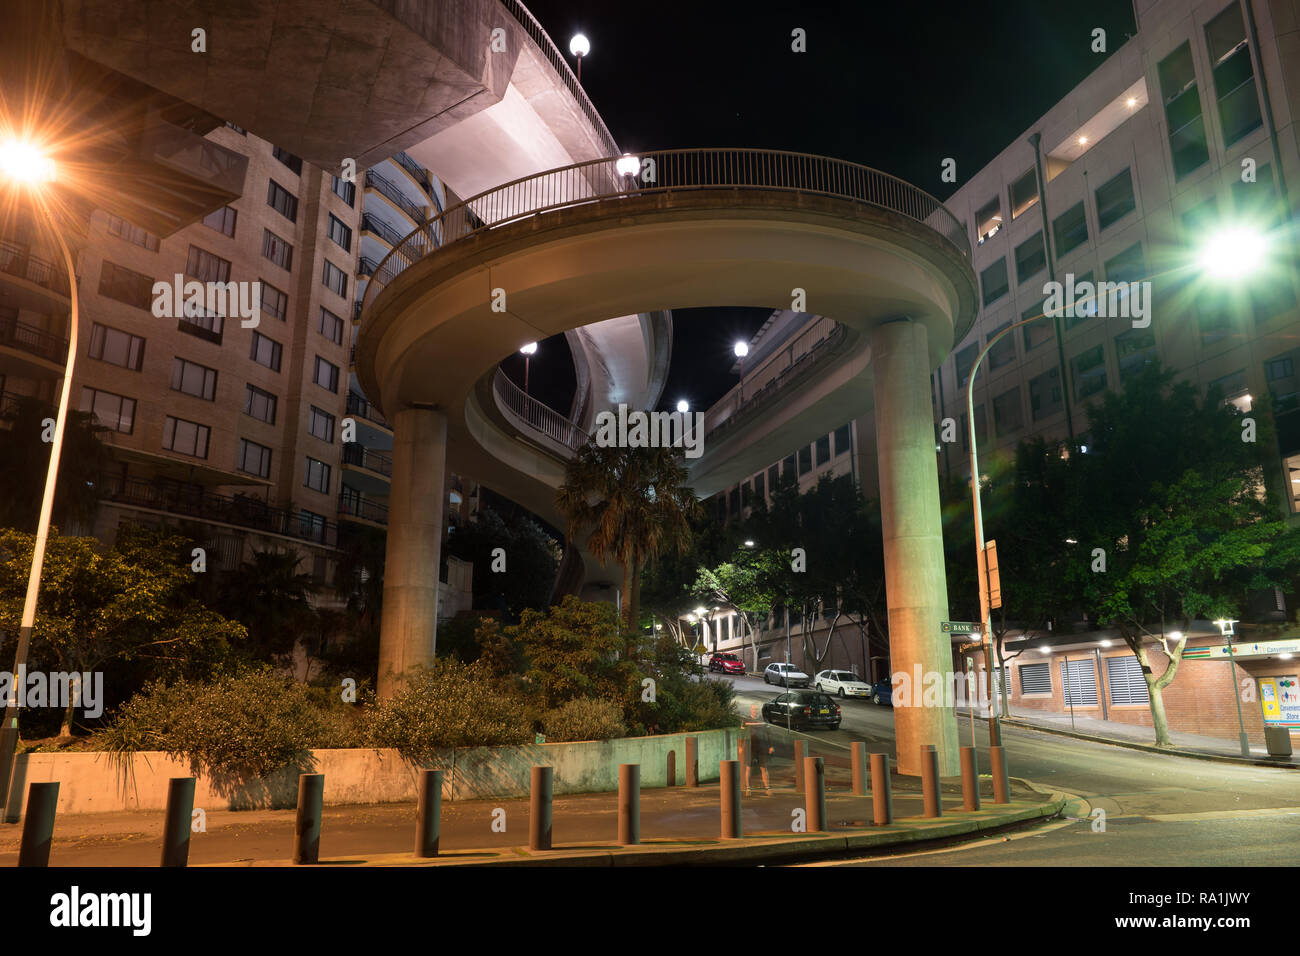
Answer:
top-left (815, 669), bottom-right (873, 699)
top-left (764, 662), bottom-right (810, 688)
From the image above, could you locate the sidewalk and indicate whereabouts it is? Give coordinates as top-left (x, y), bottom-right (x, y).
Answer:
top-left (963, 704), bottom-right (1299, 768)
top-left (0, 766), bottom-right (1065, 867)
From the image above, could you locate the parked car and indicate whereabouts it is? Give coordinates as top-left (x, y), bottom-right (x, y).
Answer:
top-left (708, 652), bottom-right (745, 675)
top-left (762, 690), bottom-right (842, 730)
top-left (870, 680), bottom-right (893, 706)
top-left (815, 669), bottom-right (872, 699)
top-left (763, 662), bottom-right (810, 687)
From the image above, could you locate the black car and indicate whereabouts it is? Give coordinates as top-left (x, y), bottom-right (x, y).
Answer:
top-left (761, 690), bottom-right (842, 730)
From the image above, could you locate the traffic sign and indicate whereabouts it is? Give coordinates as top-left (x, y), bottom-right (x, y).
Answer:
top-left (693, 643), bottom-right (707, 655)
top-left (941, 621), bottom-right (982, 635)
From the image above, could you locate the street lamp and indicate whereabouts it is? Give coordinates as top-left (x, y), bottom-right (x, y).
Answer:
top-left (519, 342), bottom-right (537, 395)
top-left (569, 33), bottom-right (590, 83)
top-left (0, 140), bottom-right (78, 815)
top-left (734, 340), bottom-right (749, 405)
top-left (1196, 227), bottom-right (1267, 281)
top-left (616, 153), bottom-right (640, 192)
top-left (1214, 618), bottom-right (1251, 756)
top-left (676, 399), bottom-right (689, 413)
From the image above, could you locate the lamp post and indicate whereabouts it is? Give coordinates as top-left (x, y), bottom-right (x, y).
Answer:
top-left (0, 141), bottom-right (76, 815)
top-left (569, 34), bottom-right (590, 83)
top-left (1215, 618), bottom-right (1251, 756)
top-left (616, 153), bottom-right (639, 192)
top-left (734, 341), bottom-right (749, 406)
top-left (519, 342), bottom-right (537, 395)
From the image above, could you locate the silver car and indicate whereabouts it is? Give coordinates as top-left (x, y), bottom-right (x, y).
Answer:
top-left (764, 662), bottom-right (810, 688)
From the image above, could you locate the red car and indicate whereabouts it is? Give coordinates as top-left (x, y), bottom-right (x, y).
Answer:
top-left (708, 653), bottom-right (745, 675)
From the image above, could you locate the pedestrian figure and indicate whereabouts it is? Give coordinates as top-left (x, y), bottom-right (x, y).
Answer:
top-left (742, 703), bottom-right (773, 794)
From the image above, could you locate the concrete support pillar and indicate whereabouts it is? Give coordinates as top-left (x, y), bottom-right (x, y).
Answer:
top-left (378, 406), bottom-right (448, 699)
top-left (871, 319), bottom-right (960, 776)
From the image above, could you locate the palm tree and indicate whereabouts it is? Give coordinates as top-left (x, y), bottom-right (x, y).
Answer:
top-left (556, 444), bottom-right (700, 656)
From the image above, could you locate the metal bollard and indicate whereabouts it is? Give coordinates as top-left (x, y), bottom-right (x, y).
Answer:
top-left (851, 742), bottom-right (867, 795)
top-left (18, 782), bottom-right (59, 867)
top-left (415, 769), bottom-right (442, 858)
top-left (666, 750), bottom-right (676, 787)
top-left (920, 745), bottom-right (942, 818)
top-left (719, 760), bottom-right (742, 839)
top-left (529, 766), bottom-right (553, 850)
top-left (160, 777), bottom-right (196, 867)
top-left (618, 764), bottom-right (640, 845)
top-left (794, 740), bottom-right (806, 791)
top-left (292, 773), bottom-right (324, 864)
top-left (870, 753), bottom-right (893, 825)
top-left (804, 757), bottom-right (826, 832)
top-left (990, 745), bottom-right (1011, 804)
top-left (960, 747), bottom-right (981, 811)
top-left (685, 736), bottom-right (699, 787)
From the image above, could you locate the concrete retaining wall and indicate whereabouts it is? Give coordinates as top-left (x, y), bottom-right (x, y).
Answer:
top-left (6, 728), bottom-right (739, 816)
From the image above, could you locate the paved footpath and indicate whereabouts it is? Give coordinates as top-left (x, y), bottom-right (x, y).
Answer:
top-left (0, 773), bottom-right (1064, 867)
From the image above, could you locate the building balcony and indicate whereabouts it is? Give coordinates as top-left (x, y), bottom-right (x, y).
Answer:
top-left (338, 492), bottom-right (388, 526)
top-left (364, 170), bottom-right (426, 225)
top-left (346, 390), bottom-right (391, 431)
top-left (0, 240), bottom-right (72, 300)
top-left (360, 212), bottom-right (408, 249)
top-left (393, 152), bottom-right (433, 195)
top-left (342, 443), bottom-right (393, 478)
top-left (0, 308), bottom-right (69, 371)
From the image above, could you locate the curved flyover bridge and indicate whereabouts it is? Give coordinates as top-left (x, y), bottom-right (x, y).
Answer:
top-left (358, 149), bottom-right (978, 775)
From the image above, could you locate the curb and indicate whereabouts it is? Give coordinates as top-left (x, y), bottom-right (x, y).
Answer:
top-left (998, 716), bottom-right (1299, 770)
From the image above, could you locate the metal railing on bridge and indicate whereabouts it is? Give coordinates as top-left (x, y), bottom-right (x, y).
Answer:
top-left (360, 148), bottom-right (970, 323)
top-left (493, 367), bottom-right (588, 452)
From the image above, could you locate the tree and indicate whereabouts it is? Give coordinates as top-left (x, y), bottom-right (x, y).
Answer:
top-left (555, 444), bottom-right (700, 655)
top-left (693, 547), bottom-right (784, 671)
top-left (0, 397), bottom-right (112, 533)
top-left (216, 549), bottom-right (319, 661)
top-left (446, 507), bottom-right (560, 620)
top-left (0, 526), bottom-right (246, 736)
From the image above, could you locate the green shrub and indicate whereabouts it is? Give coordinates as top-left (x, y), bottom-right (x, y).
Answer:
top-left (97, 667), bottom-right (327, 777)
top-left (544, 697), bottom-right (627, 742)
top-left (366, 657), bottom-right (532, 762)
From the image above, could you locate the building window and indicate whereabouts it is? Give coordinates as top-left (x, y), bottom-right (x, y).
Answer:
top-left (741, 480), bottom-right (752, 508)
top-left (955, 342), bottom-right (979, 388)
top-left (1062, 270), bottom-right (1098, 330)
top-left (267, 179), bottom-right (298, 222)
top-left (1060, 660), bottom-right (1099, 705)
top-left (1018, 661), bottom-right (1052, 695)
top-left (271, 145), bottom-right (303, 175)
top-left (202, 206), bottom-right (237, 238)
top-left (728, 486), bottom-right (740, 514)
top-left (237, 438), bottom-right (272, 478)
top-left (1205, 3), bottom-right (1263, 148)
top-left (162, 416), bottom-right (210, 458)
top-left (974, 196), bottom-right (1002, 244)
top-left (753, 471), bottom-right (765, 502)
top-left (251, 332), bottom-right (283, 372)
top-left (260, 282), bottom-right (287, 322)
top-left (1021, 300), bottom-right (1052, 351)
top-left (106, 215), bottom-right (160, 251)
top-left (97, 261), bottom-right (155, 310)
top-left (1103, 242), bottom-right (1145, 285)
top-left (178, 308), bottom-right (223, 345)
top-left (1158, 43), bottom-right (1210, 179)
top-left (1231, 163), bottom-right (1283, 227)
top-left (331, 175), bottom-right (356, 207)
top-left (79, 387), bottom-right (135, 433)
top-left (1094, 168), bottom-right (1136, 231)
top-left (185, 245), bottom-right (232, 284)
top-left (1052, 201), bottom-right (1088, 257)
top-left (314, 356), bottom-right (339, 393)
top-left (1267, 357), bottom-right (1295, 382)
top-left (1009, 168), bottom-right (1038, 220)
top-left (304, 457), bottom-right (331, 493)
top-left (322, 259), bottom-right (347, 297)
top-left (833, 423), bottom-right (851, 456)
top-left (1028, 367), bottom-right (1063, 421)
top-left (1072, 344), bottom-right (1108, 400)
top-left (815, 433), bottom-right (831, 466)
top-left (980, 258), bottom-right (1009, 306)
top-left (88, 323), bottom-right (145, 370)
top-left (327, 214), bottom-right (353, 252)
top-left (171, 357), bottom-right (218, 401)
top-left (262, 229), bottom-right (293, 270)
top-left (243, 384), bottom-right (277, 424)
top-left (318, 307), bottom-right (344, 345)
top-left (782, 453), bottom-right (796, 478)
top-left (1115, 328), bottom-right (1157, 382)
top-left (992, 385), bottom-right (1023, 437)
top-left (798, 445), bottom-right (812, 476)
top-left (987, 321), bottom-right (1016, 370)
top-left (767, 464), bottom-right (779, 493)
top-left (959, 404), bottom-right (987, 452)
top-left (1106, 655), bottom-right (1150, 705)
top-left (308, 405), bottom-right (335, 443)
top-left (1014, 232), bottom-right (1046, 283)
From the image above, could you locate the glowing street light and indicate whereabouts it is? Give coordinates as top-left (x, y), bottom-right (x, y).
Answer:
top-left (676, 399), bottom-right (689, 413)
top-left (744, 539), bottom-right (755, 547)
top-left (734, 340), bottom-right (749, 405)
top-left (616, 153), bottom-right (640, 178)
top-left (0, 140), bottom-right (79, 809)
top-left (519, 342), bottom-right (538, 394)
top-left (569, 33), bottom-right (590, 82)
top-left (1197, 226), bottom-right (1267, 280)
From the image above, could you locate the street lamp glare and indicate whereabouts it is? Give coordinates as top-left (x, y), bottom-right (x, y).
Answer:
top-left (694, 606), bottom-right (707, 616)
top-left (676, 399), bottom-right (689, 413)
top-left (733, 341), bottom-right (749, 358)
top-left (569, 33), bottom-right (590, 58)
top-left (0, 140), bottom-right (56, 184)
top-left (519, 342), bottom-right (538, 355)
top-left (616, 154), bottom-right (640, 177)
top-left (1169, 630), bottom-right (1184, 643)
top-left (744, 539), bottom-right (755, 547)
top-left (1197, 226), bottom-right (1267, 280)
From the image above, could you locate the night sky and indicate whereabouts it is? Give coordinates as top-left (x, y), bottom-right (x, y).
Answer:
top-left (502, 0), bottom-right (1137, 417)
